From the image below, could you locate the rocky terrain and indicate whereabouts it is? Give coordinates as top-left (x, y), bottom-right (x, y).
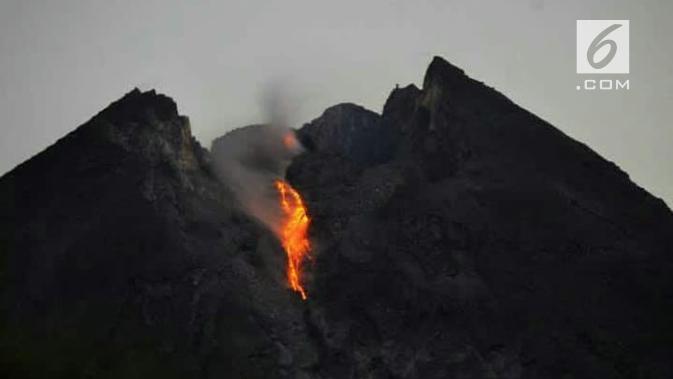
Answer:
top-left (1, 57), bottom-right (672, 378)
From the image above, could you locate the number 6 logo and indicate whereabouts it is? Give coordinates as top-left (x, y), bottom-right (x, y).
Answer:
top-left (577, 20), bottom-right (629, 74)
top-left (587, 24), bottom-right (621, 69)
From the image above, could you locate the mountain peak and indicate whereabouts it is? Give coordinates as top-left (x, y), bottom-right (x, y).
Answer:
top-left (297, 102), bottom-right (388, 165)
top-left (1, 89), bottom-right (203, 183)
top-left (95, 88), bottom-right (180, 125)
top-left (423, 56), bottom-right (467, 90)
top-left (320, 102), bottom-right (378, 118)
top-left (3, 57), bottom-right (673, 379)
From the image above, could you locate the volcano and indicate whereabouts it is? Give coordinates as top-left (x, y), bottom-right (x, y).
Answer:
top-left (1, 57), bottom-right (672, 378)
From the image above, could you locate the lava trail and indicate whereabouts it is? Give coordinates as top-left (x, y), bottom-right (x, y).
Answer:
top-left (274, 179), bottom-right (311, 300)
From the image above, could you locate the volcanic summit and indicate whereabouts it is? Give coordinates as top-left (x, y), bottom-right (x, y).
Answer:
top-left (1, 57), bottom-right (672, 378)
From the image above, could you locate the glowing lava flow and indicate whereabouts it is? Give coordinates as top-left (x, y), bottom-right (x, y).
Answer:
top-left (274, 179), bottom-right (311, 300)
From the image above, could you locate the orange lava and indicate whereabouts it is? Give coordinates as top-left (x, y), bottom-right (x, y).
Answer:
top-left (274, 179), bottom-right (311, 300)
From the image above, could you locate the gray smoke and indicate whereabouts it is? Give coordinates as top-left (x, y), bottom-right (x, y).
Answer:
top-left (210, 86), bottom-right (304, 235)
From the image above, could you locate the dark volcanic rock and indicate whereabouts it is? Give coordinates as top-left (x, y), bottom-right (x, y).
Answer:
top-left (288, 56), bottom-right (673, 378)
top-left (1, 57), bottom-right (673, 379)
top-left (298, 103), bottom-right (392, 166)
top-left (0, 89), bottom-right (316, 379)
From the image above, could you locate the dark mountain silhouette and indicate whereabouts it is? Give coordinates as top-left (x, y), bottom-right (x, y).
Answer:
top-left (0, 90), bottom-right (316, 378)
top-left (1, 57), bottom-right (672, 378)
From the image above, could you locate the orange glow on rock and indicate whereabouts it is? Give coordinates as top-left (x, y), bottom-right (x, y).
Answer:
top-left (274, 179), bottom-right (311, 300)
top-left (283, 132), bottom-right (299, 150)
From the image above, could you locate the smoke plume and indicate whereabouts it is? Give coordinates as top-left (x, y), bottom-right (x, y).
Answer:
top-left (210, 86), bottom-right (304, 235)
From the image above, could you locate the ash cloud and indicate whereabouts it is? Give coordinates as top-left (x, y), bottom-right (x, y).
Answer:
top-left (210, 85), bottom-right (303, 235)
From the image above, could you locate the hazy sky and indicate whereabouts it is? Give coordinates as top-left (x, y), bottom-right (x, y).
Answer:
top-left (1, 0), bottom-right (671, 205)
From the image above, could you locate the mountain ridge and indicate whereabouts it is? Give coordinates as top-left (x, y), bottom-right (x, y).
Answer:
top-left (1, 56), bottom-right (672, 378)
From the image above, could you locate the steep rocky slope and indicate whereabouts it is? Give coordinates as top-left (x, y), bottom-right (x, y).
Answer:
top-left (1, 57), bottom-right (672, 379)
top-left (0, 90), bottom-right (316, 378)
top-left (290, 57), bottom-right (673, 378)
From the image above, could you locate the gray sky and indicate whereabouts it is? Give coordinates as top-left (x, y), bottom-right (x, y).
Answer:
top-left (1, 0), bottom-right (671, 206)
